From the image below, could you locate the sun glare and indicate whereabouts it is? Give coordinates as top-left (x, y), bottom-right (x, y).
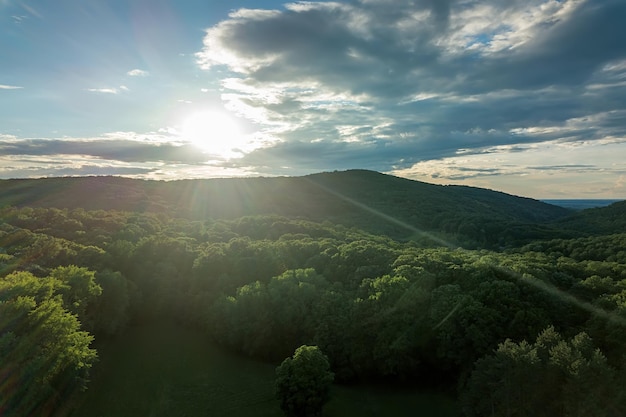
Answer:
top-left (181, 110), bottom-right (245, 157)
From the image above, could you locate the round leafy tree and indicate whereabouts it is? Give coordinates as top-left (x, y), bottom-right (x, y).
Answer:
top-left (275, 345), bottom-right (334, 417)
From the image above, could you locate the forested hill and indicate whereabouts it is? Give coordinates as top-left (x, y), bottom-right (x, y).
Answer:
top-left (555, 200), bottom-right (626, 235)
top-left (0, 170), bottom-right (572, 247)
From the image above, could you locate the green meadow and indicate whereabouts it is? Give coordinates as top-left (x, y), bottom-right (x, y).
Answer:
top-left (70, 322), bottom-right (460, 417)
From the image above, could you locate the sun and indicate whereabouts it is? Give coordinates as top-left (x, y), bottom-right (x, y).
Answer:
top-left (180, 110), bottom-right (245, 157)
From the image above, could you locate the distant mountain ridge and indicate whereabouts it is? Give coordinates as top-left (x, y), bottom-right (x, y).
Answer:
top-left (541, 199), bottom-right (623, 210)
top-left (0, 169), bottom-right (609, 247)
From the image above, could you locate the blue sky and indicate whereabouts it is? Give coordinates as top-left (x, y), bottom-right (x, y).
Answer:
top-left (1, 0), bottom-right (626, 198)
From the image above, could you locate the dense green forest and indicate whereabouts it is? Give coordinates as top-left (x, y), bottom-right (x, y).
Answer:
top-left (1, 170), bottom-right (625, 416)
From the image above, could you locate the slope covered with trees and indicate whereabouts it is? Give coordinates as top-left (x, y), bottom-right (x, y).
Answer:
top-left (1, 172), bottom-right (625, 416)
top-left (0, 170), bottom-right (575, 247)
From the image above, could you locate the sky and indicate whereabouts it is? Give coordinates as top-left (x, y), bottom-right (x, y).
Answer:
top-left (1, 0), bottom-right (626, 199)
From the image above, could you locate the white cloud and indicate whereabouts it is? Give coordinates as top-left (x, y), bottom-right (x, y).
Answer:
top-left (390, 138), bottom-right (626, 198)
top-left (86, 85), bottom-right (129, 94)
top-left (86, 88), bottom-right (119, 94)
top-left (0, 131), bottom-right (263, 180)
top-left (445, 0), bottom-right (586, 55)
top-left (11, 15), bottom-right (27, 24)
top-left (127, 69), bottom-right (149, 77)
top-left (0, 84), bottom-right (23, 90)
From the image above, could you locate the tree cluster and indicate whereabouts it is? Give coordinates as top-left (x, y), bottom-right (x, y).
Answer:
top-left (275, 345), bottom-right (334, 417)
top-left (0, 267), bottom-right (100, 416)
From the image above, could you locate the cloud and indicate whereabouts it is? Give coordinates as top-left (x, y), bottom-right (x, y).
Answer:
top-left (2, 0), bottom-right (626, 197)
top-left (194, 0), bottom-right (626, 190)
top-left (85, 85), bottom-right (129, 94)
top-left (127, 69), bottom-right (149, 77)
top-left (11, 15), bottom-right (27, 24)
top-left (389, 138), bottom-right (626, 197)
top-left (0, 131), bottom-right (266, 180)
top-left (0, 134), bottom-right (212, 164)
top-left (86, 87), bottom-right (121, 94)
top-left (0, 157), bottom-right (156, 179)
top-left (0, 150), bottom-right (259, 181)
top-left (0, 84), bottom-right (23, 89)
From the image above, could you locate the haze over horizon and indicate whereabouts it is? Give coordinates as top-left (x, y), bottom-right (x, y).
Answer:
top-left (2, 0), bottom-right (626, 199)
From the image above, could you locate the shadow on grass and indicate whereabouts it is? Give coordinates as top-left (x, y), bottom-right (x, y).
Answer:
top-left (69, 322), bottom-right (459, 417)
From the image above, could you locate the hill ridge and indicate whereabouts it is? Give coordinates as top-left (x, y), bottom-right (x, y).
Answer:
top-left (0, 170), bottom-right (574, 247)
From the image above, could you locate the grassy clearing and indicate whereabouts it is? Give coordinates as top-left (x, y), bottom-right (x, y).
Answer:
top-left (326, 384), bottom-right (460, 417)
top-left (70, 322), bottom-right (459, 417)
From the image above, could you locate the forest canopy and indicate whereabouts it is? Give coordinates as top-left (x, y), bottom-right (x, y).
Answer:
top-left (0, 172), bottom-right (625, 416)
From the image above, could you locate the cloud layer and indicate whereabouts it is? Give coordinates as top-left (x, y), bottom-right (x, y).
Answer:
top-left (1, 0), bottom-right (625, 198)
top-left (193, 0), bottom-right (626, 195)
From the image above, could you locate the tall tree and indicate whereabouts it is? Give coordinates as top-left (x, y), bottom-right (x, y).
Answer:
top-left (275, 345), bottom-right (334, 417)
top-left (0, 271), bottom-right (98, 417)
top-left (462, 326), bottom-right (622, 417)
top-left (50, 265), bottom-right (102, 330)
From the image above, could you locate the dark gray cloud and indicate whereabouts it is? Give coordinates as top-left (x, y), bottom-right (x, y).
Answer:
top-left (0, 138), bottom-right (211, 164)
top-left (529, 165), bottom-right (596, 171)
top-left (472, 0), bottom-right (626, 91)
top-left (197, 0), bottom-right (626, 179)
top-left (0, 165), bottom-right (155, 179)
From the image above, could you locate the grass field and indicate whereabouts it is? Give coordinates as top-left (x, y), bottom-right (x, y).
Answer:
top-left (70, 322), bottom-right (459, 417)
